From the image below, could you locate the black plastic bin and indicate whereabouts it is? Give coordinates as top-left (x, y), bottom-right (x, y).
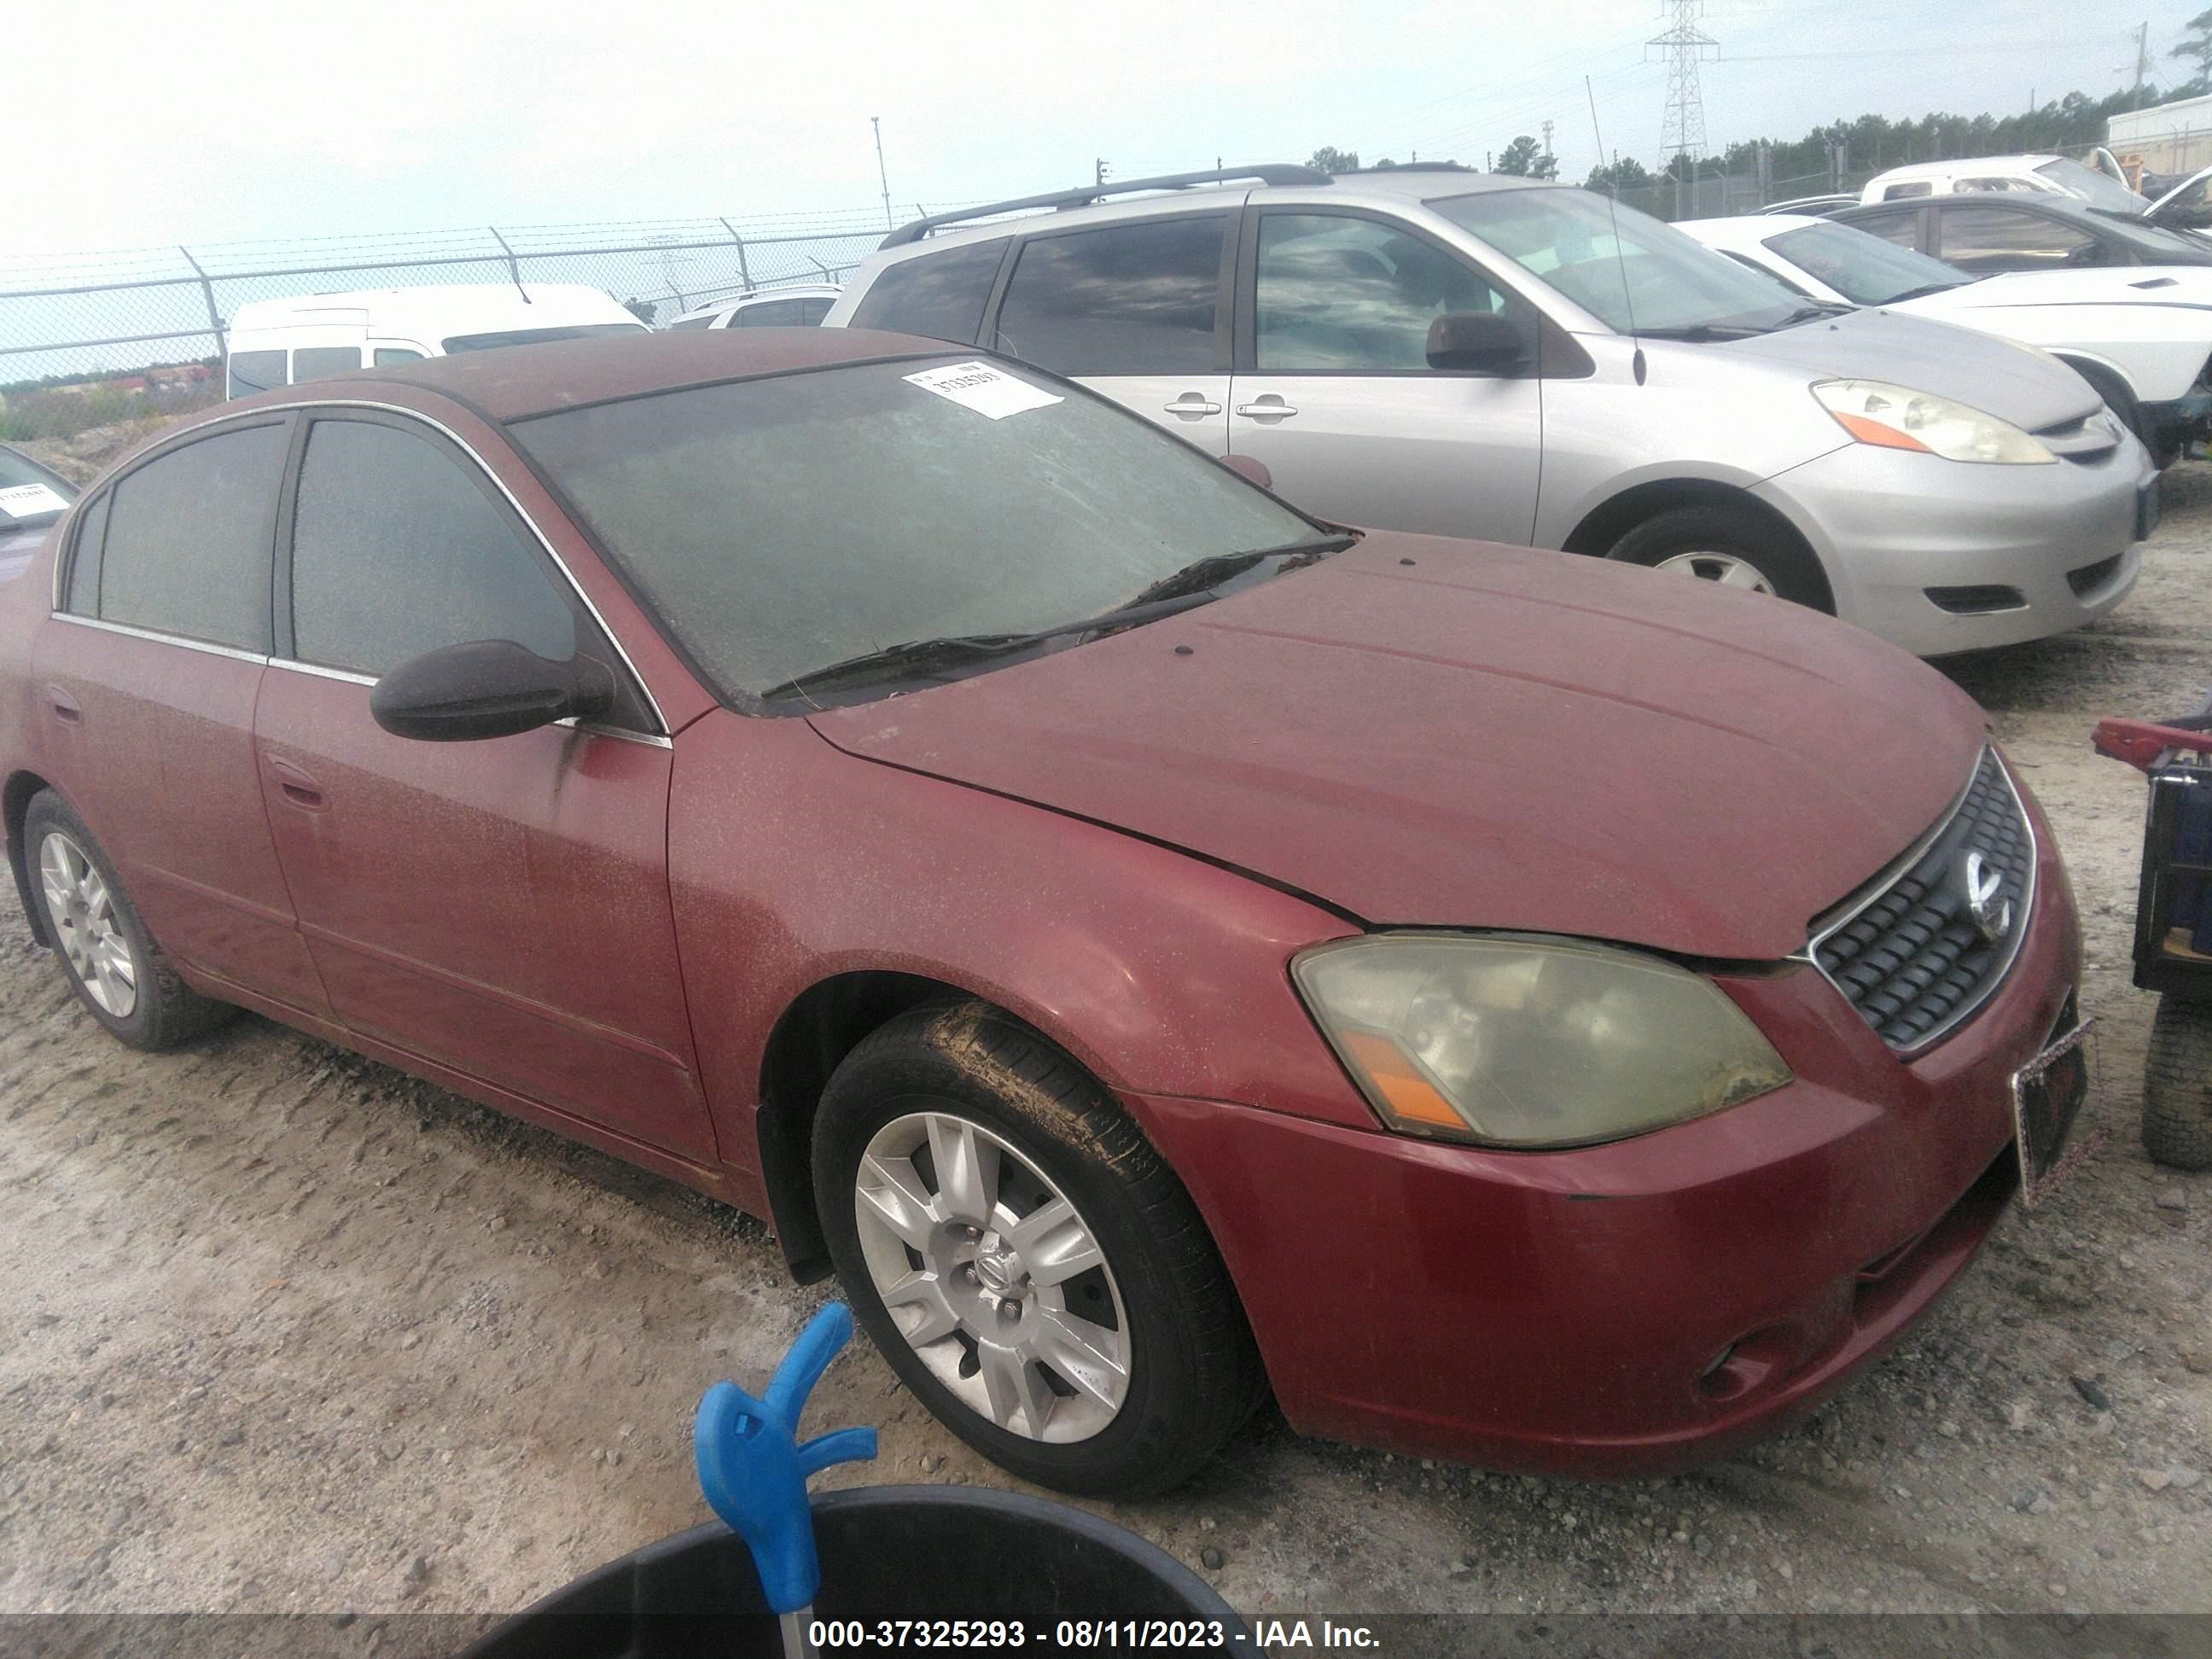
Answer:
top-left (463, 1486), bottom-right (1245, 1659)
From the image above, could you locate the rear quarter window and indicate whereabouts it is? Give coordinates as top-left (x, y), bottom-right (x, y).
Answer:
top-left (849, 239), bottom-right (1010, 344)
top-left (96, 423), bottom-right (286, 651)
top-left (226, 350), bottom-right (287, 396)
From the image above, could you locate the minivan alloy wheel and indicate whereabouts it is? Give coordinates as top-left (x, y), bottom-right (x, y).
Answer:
top-left (853, 1109), bottom-right (1130, 1443)
top-left (38, 830), bottom-right (137, 1017)
top-left (1651, 550), bottom-right (1776, 594)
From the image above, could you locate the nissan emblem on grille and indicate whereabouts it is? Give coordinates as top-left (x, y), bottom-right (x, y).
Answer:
top-left (1809, 749), bottom-right (2036, 1051)
top-left (1961, 850), bottom-right (2013, 946)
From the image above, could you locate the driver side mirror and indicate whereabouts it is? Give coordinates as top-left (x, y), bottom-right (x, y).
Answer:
top-left (1426, 311), bottom-right (1527, 375)
top-left (370, 639), bottom-right (615, 742)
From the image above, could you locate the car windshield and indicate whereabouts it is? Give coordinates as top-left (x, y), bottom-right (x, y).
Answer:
top-left (2033, 157), bottom-right (2147, 213)
top-left (1765, 222), bottom-right (1969, 305)
top-left (441, 323), bottom-right (645, 352)
top-left (509, 357), bottom-right (1320, 701)
top-left (1429, 187), bottom-right (1804, 336)
top-left (0, 446), bottom-right (78, 527)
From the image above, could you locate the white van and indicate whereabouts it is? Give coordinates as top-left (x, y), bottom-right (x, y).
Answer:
top-left (224, 283), bottom-right (649, 398)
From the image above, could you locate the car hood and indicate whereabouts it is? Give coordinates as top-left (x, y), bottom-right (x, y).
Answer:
top-left (807, 533), bottom-right (1989, 960)
top-left (1911, 266), bottom-right (2212, 313)
top-left (1702, 306), bottom-right (2099, 430)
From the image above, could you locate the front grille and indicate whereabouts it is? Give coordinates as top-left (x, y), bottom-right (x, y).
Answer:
top-left (2067, 554), bottom-right (2123, 597)
top-left (1809, 748), bottom-right (2036, 1051)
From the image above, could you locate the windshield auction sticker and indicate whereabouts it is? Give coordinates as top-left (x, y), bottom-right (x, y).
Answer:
top-left (0, 483), bottom-right (69, 520)
top-left (903, 361), bottom-right (1063, 420)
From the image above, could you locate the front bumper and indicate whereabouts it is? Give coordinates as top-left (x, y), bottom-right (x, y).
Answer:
top-left (1755, 434), bottom-right (2153, 656)
top-left (1125, 789), bottom-right (2081, 1477)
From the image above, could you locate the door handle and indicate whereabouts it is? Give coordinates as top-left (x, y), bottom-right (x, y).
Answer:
top-left (265, 755), bottom-right (327, 811)
top-left (1235, 397), bottom-right (1298, 421)
top-left (45, 684), bottom-right (80, 725)
top-left (1162, 394), bottom-right (1223, 418)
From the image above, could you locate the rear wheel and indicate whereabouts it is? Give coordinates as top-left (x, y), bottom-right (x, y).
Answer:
top-left (2143, 993), bottom-right (2212, 1170)
top-left (812, 1002), bottom-right (1262, 1498)
top-left (23, 790), bottom-right (234, 1051)
top-left (1607, 503), bottom-right (1832, 612)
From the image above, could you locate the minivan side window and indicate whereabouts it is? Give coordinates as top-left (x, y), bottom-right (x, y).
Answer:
top-left (734, 299), bottom-right (806, 327)
top-left (1253, 214), bottom-right (1523, 372)
top-left (1848, 209), bottom-right (1923, 251)
top-left (227, 350), bottom-right (287, 397)
top-left (96, 424), bottom-right (285, 652)
top-left (993, 218), bottom-right (1225, 375)
top-left (850, 238), bottom-right (1010, 344)
top-left (1880, 182), bottom-right (1932, 200)
top-left (294, 346), bottom-right (364, 382)
top-left (373, 346), bottom-right (427, 365)
top-left (288, 417), bottom-right (576, 678)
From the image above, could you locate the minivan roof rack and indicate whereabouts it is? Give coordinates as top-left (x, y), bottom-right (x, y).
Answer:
top-left (880, 165), bottom-right (1332, 247)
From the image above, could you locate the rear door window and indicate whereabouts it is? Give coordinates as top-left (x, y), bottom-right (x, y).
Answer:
top-left (1845, 208), bottom-right (1924, 252)
top-left (993, 217), bottom-right (1227, 375)
top-left (226, 350), bottom-right (287, 396)
top-left (287, 416), bottom-right (576, 677)
top-left (849, 238), bottom-right (1010, 344)
top-left (1935, 206), bottom-right (2104, 272)
top-left (96, 423), bottom-right (286, 651)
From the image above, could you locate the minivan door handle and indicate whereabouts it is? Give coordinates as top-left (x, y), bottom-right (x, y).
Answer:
top-left (1235, 396), bottom-right (1298, 422)
top-left (45, 684), bottom-right (81, 725)
top-left (1162, 393), bottom-right (1223, 419)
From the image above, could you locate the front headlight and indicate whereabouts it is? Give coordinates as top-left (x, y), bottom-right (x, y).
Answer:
top-left (1293, 934), bottom-right (1792, 1149)
top-left (1813, 379), bottom-right (2053, 463)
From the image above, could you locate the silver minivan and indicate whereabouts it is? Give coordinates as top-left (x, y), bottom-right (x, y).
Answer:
top-left (824, 166), bottom-right (2157, 655)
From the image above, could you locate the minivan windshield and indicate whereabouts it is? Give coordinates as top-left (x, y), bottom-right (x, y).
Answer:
top-left (1430, 187), bottom-right (1808, 336)
top-left (510, 358), bottom-right (1323, 703)
top-left (1765, 222), bottom-right (1970, 305)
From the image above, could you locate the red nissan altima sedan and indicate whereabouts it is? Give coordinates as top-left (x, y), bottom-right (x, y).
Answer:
top-left (0, 331), bottom-right (2086, 1496)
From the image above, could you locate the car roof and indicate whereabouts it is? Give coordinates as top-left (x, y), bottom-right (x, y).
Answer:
top-left (1870, 155), bottom-right (2061, 182)
top-left (223, 329), bottom-right (956, 422)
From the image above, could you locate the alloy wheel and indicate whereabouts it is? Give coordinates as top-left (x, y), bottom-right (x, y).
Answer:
top-left (38, 830), bottom-right (137, 1018)
top-left (852, 1109), bottom-right (1129, 1443)
top-left (1652, 550), bottom-right (1776, 594)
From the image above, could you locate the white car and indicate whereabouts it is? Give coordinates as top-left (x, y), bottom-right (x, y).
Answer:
top-left (667, 284), bottom-right (843, 330)
top-left (224, 284), bottom-right (649, 399)
top-left (1859, 154), bottom-right (2147, 213)
top-left (1682, 213), bottom-right (2212, 465)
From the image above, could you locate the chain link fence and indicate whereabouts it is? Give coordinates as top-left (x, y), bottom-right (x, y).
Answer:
top-left (0, 209), bottom-right (948, 439)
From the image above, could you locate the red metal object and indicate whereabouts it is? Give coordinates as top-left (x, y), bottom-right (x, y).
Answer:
top-left (2093, 715), bottom-right (2212, 773)
top-left (0, 334), bottom-right (2081, 1476)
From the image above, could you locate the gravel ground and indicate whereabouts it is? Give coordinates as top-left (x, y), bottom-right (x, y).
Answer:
top-left (0, 467), bottom-right (2207, 1629)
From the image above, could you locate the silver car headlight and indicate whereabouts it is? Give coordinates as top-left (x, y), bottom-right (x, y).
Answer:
top-left (1813, 379), bottom-right (2054, 464)
top-left (1293, 934), bottom-right (1792, 1149)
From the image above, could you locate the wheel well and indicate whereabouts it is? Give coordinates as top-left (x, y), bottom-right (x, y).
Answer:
top-left (3, 771), bottom-right (54, 946)
top-left (2048, 352), bottom-right (2135, 415)
top-left (756, 970), bottom-right (978, 1282)
top-left (1558, 478), bottom-right (1832, 613)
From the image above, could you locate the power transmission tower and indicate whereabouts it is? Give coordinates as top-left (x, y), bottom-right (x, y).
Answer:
top-left (1647, 1), bottom-right (1718, 167)
top-left (1540, 119), bottom-right (1557, 179)
top-left (1096, 159), bottom-right (1110, 187)
top-left (2132, 20), bottom-right (2151, 106)
top-left (870, 117), bottom-right (894, 231)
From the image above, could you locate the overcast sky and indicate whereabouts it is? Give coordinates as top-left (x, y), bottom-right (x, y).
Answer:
top-left (18, 0), bottom-right (2192, 256)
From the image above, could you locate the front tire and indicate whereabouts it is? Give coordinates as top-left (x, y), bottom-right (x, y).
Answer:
top-left (2143, 993), bottom-right (2212, 1170)
top-left (1607, 503), bottom-right (1833, 612)
top-left (23, 790), bottom-right (234, 1051)
top-left (812, 1002), bottom-right (1263, 1498)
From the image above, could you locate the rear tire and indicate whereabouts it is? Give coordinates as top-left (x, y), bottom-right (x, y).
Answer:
top-left (812, 1001), bottom-right (1263, 1498)
top-left (1606, 503), bottom-right (1833, 612)
top-left (23, 790), bottom-right (235, 1052)
top-left (2143, 993), bottom-right (2212, 1171)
